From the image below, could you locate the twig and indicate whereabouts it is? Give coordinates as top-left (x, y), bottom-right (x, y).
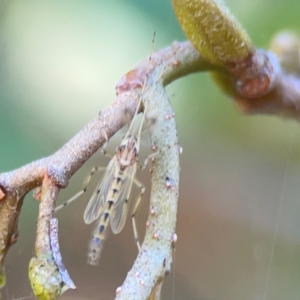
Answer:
top-left (115, 44), bottom-right (181, 300)
top-left (29, 175), bottom-right (76, 299)
top-left (0, 39), bottom-right (300, 299)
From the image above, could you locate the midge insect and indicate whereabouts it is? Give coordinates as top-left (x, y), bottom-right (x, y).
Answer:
top-left (84, 98), bottom-right (148, 265)
top-left (55, 34), bottom-right (156, 265)
top-left (56, 98), bottom-right (148, 266)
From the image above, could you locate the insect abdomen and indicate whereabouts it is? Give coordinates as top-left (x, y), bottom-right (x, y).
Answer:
top-left (87, 200), bottom-right (115, 265)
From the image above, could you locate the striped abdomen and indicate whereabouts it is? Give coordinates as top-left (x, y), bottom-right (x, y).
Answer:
top-left (87, 177), bottom-right (123, 265)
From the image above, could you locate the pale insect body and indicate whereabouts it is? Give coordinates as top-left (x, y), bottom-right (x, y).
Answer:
top-left (55, 112), bottom-right (146, 266)
top-left (84, 115), bottom-right (146, 265)
top-left (55, 107), bottom-right (147, 266)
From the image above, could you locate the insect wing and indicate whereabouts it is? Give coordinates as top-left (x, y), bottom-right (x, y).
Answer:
top-left (83, 158), bottom-right (116, 224)
top-left (110, 164), bottom-right (136, 234)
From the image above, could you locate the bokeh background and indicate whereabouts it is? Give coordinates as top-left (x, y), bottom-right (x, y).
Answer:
top-left (1, 0), bottom-right (300, 299)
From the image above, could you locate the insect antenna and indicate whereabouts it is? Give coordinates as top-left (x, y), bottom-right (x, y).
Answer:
top-left (125, 31), bottom-right (155, 137)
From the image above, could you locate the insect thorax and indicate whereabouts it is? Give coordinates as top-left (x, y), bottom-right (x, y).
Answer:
top-left (116, 135), bottom-right (138, 167)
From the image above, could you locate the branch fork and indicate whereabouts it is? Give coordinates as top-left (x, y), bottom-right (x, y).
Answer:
top-left (0, 32), bottom-right (300, 298)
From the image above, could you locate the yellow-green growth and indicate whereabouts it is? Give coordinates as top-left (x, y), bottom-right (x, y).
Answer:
top-left (0, 268), bottom-right (5, 300)
top-left (0, 269), bottom-right (5, 289)
top-left (172, 0), bottom-right (253, 65)
top-left (29, 257), bottom-right (62, 300)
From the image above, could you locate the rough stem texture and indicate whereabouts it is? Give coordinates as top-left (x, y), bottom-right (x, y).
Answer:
top-left (35, 175), bottom-right (59, 256)
top-left (0, 38), bottom-right (300, 299)
top-left (29, 177), bottom-right (63, 299)
top-left (115, 50), bottom-right (180, 300)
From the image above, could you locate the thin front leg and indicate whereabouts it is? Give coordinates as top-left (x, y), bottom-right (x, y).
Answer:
top-left (141, 142), bottom-right (180, 170)
top-left (55, 166), bottom-right (106, 212)
top-left (140, 152), bottom-right (158, 170)
top-left (55, 130), bottom-right (112, 212)
top-left (100, 129), bottom-right (113, 158)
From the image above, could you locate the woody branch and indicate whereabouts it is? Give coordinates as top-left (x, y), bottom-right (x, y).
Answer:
top-left (0, 35), bottom-right (300, 299)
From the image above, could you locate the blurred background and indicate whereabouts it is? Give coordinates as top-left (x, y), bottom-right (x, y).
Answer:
top-left (1, 0), bottom-right (300, 299)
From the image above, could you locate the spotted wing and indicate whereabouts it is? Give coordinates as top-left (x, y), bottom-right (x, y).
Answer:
top-left (110, 164), bottom-right (136, 234)
top-left (83, 158), bottom-right (117, 224)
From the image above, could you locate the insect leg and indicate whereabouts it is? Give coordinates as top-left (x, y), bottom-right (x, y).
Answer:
top-left (131, 177), bottom-right (146, 251)
top-left (100, 129), bottom-right (113, 158)
top-left (140, 152), bottom-right (158, 170)
top-left (141, 142), bottom-right (180, 171)
top-left (55, 166), bottom-right (106, 212)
